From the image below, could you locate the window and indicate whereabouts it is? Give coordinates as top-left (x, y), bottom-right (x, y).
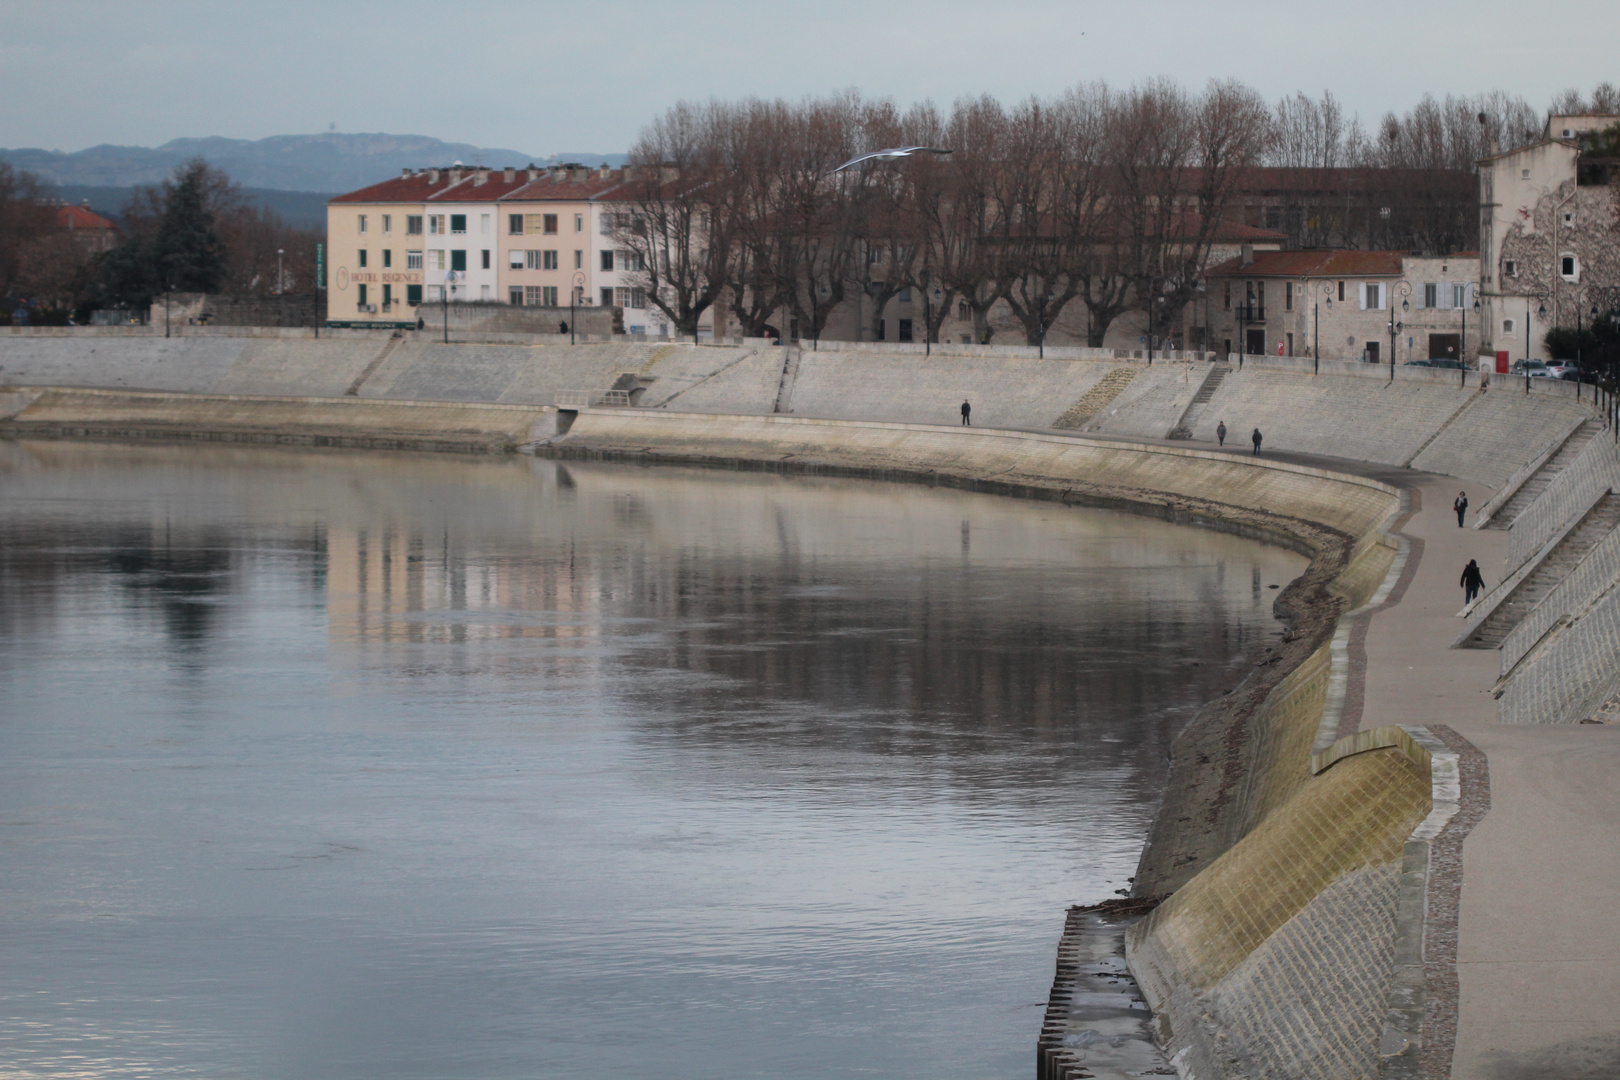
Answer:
top-left (358, 214), bottom-right (367, 233)
top-left (601, 250), bottom-right (614, 271)
top-left (1286, 333), bottom-right (1293, 355)
top-left (358, 249), bottom-right (368, 268)
top-left (481, 249), bottom-right (491, 270)
top-left (1423, 282), bottom-right (1438, 308)
top-left (1223, 281), bottom-right (1231, 309)
top-left (510, 287), bottom-right (524, 305)
top-left (407, 215), bottom-right (423, 235)
top-left (1453, 284), bottom-right (1467, 308)
top-left (574, 250), bottom-right (582, 269)
top-left (898, 286), bottom-right (912, 303)
top-left (1361, 282), bottom-right (1384, 310)
top-left (525, 286), bottom-right (543, 306)
top-left (407, 250), bottom-right (422, 269)
top-left (429, 215), bottom-right (445, 235)
top-left (630, 287), bottom-right (646, 309)
top-left (1503, 319), bottom-right (1515, 333)
top-left (1564, 211), bottom-right (1575, 228)
top-left (542, 285), bottom-right (558, 306)
top-left (480, 214), bottom-right (491, 234)
top-left (1504, 259), bottom-right (1518, 278)
top-left (1561, 254), bottom-right (1579, 280)
top-left (382, 283), bottom-right (392, 308)
top-left (1285, 282), bottom-right (1293, 311)
top-left (511, 250), bottom-right (525, 269)
top-left (407, 284), bottom-right (422, 305)
top-left (543, 214), bottom-right (558, 234)
top-left (575, 214), bottom-right (583, 232)
top-left (618, 250), bottom-right (644, 271)
top-left (382, 249), bottom-right (392, 269)
top-left (1337, 280), bottom-right (1345, 302)
top-left (1521, 168), bottom-right (1531, 179)
top-left (382, 214), bottom-right (392, 233)
top-left (544, 250), bottom-right (558, 270)
top-left (957, 300), bottom-right (970, 320)
top-left (450, 214), bottom-right (467, 234)
top-left (877, 319), bottom-right (886, 340)
top-left (509, 214), bottom-right (524, 235)
top-left (357, 283), bottom-right (368, 307)
top-left (480, 285), bottom-right (492, 300)
top-left (450, 250), bottom-right (467, 272)
top-left (602, 287), bottom-right (615, 307)
top-left (898, 318), bottom-right (914, 342)
top-left (613, 287), bottom-right (645, 308)
top-left (429, 250), bottom-right (445, 270)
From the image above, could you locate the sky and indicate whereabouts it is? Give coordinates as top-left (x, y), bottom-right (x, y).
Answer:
top-left (4, 0), bottom-right (1617, 156)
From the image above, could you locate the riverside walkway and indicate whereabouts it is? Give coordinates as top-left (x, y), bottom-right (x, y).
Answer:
top-left (1175, 437), bottom-right (1620, 1079)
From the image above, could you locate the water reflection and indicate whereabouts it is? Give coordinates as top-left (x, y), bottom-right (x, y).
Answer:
top-left (0, 440), bottom-right (1304, 1079)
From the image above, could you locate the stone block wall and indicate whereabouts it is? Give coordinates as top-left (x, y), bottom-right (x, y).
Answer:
top-left (1504, 433), bottom-right (1620, 574)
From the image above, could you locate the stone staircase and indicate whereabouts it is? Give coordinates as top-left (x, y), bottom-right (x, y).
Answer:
top-left (1168, 364), bottom-right (1229, 440)
top-left (1488, 419), bottom-right (1604, 530)
top-left (1462, 490), bottom-right (1620, 648)
top-left (1052, 366), bottom-right (1136, 429)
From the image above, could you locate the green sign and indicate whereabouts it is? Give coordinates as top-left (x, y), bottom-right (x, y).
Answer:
top-left (316, 243), bottom-right (325, 290)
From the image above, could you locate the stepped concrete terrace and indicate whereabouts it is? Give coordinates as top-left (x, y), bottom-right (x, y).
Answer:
top-left (3, 330), bottom-right (1619, 1078)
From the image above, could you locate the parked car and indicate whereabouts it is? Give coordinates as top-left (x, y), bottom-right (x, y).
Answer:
top-left (1402, 359), bottom-right (1433, 367)
top-left (1544, 360), bottom-right (1579, 379)
top-left (1510, 359), bottom-right (1552, 377)
top-left (1426, 359), bottom-right (1465, 370)
top-left (1556, 364), bottom-right (1602, 383)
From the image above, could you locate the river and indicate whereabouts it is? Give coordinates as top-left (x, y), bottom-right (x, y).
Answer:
top-left (0, 440), bottom-right (1304, 1079)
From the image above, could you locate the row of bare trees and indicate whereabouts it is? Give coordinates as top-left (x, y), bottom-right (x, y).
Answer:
top-left (614, 79), bottom-right (1560, 345)
top-left (615, 81), bottom-right (1276, 346)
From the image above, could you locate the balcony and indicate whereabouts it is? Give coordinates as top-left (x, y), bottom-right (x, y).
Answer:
top-left (1233, 304), bottom-right (1266, 323)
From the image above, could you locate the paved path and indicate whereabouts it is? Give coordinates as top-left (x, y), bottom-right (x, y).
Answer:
top-left (1156, 434), bottom-right (1620, 1078)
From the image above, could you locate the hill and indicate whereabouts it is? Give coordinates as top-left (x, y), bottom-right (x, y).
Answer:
top-left (1, 133), bottom-right (627, 194)
top-left (53, 185), bottom-right (333, 230)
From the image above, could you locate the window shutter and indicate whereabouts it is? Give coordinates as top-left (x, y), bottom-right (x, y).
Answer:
top-left (1359, 283), bottom-right (1368, 310)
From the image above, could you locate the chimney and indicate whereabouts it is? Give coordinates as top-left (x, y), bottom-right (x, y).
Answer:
top-left (1240, 243), bottom-right (1255, 266)
top-left (448, 167), bottom-right (464, 183)
top-left (473, 167), bottom-right (489, 186)
top-left (401, 167), bottom-right (413, 179)
top-left (428, 168), bottom-right (440, 184)
top-left (599, 163), bottom-right (610, 179)
top-left (549, 166), bottom-right (562, 181)
top-left (503, 167), bottom-right (515, 182)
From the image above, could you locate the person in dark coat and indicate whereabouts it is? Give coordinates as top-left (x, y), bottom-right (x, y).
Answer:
top-left (960, 400), bottom-right (971, 426)
top-left (416, 315), bottom-right (425, 331)
top-left (1251, 427), bottom-right (1263, 455)
top-left (1454, 491), bottom-right (1469, 527)
top-left (1216, 420), bottom-right (1227, 446)
top-left (1461, 559), bottom-right (1485, 605)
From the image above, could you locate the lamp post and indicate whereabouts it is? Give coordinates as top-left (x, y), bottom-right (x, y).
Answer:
top-left (443, 270), bottom-right (455, 344)
top-left (276, 248), bottom-right (284, 296)
top-left (1314, 282), bottom-right (1334, 376)
top-left (571, 271), bottom-right (586, 345)
top-left (1528, 301), bottom-right (1546, 393)
top-left (1387, 281), bottom-right (1411, 382)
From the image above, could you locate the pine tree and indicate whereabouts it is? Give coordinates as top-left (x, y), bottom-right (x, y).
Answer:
top-left (153, 160), bottom-right (226, 293)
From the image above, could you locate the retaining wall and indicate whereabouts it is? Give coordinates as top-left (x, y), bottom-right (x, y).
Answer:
top-left (1503, 433), bottom-right (1620, 575)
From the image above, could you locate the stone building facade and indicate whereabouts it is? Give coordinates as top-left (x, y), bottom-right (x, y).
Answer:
top-left (1478, 121), bottom-right (1620, 367)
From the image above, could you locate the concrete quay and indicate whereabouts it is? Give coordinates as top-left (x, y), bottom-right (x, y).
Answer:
top-left (3, 332), bottom-right (1619, 1079)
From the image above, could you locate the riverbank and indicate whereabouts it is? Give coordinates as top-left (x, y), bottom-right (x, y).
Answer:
top-left (3, 334), bottom-right (1618, 1078)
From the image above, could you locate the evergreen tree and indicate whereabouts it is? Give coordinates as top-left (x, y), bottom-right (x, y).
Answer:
top-left (154, 160), bottom-right (227, 293)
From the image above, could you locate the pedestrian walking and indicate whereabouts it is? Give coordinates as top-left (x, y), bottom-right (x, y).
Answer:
top-left (416, 315), bottom-right (425, 331)
top-left (1251, 427), bottom-right (1263, 455)
top-left (1454, 491), bottom-right (1469, 528)
top-left (960, 400), bottom-right (971, 426)
top-left (1216, 420), bottom-right (1227, 446)
top-left (1461, 559), bottom-right (1485, 605)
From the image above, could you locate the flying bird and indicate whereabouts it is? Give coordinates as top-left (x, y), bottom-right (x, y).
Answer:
top-left (831, 146), bottom-right (954, 173)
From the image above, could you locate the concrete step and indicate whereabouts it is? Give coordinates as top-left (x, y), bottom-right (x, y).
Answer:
top-left (1464, 491), bottom-right (1620, 647)
top-left (1165, 365), bottom-right (1228, 440)
top-left (1491, 419), bottom-right (1604, 530)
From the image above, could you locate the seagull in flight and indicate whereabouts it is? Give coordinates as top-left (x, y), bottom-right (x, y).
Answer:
top-left (831, 146), bottom-right (954, 173)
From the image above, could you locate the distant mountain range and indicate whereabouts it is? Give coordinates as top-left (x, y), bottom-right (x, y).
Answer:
top-left (53, 185), bottom-right (334, 231)
top-left (0, 133), bottom-right (627, 194)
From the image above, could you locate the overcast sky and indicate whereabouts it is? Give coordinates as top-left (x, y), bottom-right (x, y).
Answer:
top-left (5, 0), bottom-right (1617, 155)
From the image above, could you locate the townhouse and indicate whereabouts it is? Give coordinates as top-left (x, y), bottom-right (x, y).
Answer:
top-left (1206, 249), bottom-right (1482, 364)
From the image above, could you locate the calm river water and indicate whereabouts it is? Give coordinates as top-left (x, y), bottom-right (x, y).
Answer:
top-left (0, 440), bottom-right (1304, 1079)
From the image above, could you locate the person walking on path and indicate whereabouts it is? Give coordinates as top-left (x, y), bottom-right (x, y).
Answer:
top-left (1461, 559), bottom-right (1485, 606)
top-left (1454, 491), bottom-right (1469, 527)
top-left (960, 400), bottom-right (971, 426)
top-left (1216, 420), bottom-right (1227, 446)
top-left (1251, 427), bottom-right (1263, 455)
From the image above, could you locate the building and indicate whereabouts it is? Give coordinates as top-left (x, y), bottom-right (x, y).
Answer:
top-left (1477, 113), bottom-right (1620, 368)
top-left (421, 166), bottom-right (532, 305)
top-left (1205, 249), bottom-right (1481, 364)
top-left (498, 166), bottom-right (615, 318)
top-left (326, 170), bottom-right (440, 327)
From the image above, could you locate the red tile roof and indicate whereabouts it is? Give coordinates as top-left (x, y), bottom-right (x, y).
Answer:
top-left (501, 171), bottom-right (627, 202)
top-left (428, 171), bottom-right (536, 202)
top-left (54, 203), bottom-right (114, 230)
top-left (329, 172), bottom-right (459, 203)
top-left (1206, 250), bottom-right (1408, 278)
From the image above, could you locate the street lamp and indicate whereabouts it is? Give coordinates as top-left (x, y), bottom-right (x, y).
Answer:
top-left (571, 271), bottom-right (586, 345)
top-left (443, 269), bottom-right (457, 344)
top-left (276, 248), bottom-right (284, 296)
top-left (1387, 281), bottom-right (1412, 382)
top-left (1314, 282), bottom-right (1334, 375)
